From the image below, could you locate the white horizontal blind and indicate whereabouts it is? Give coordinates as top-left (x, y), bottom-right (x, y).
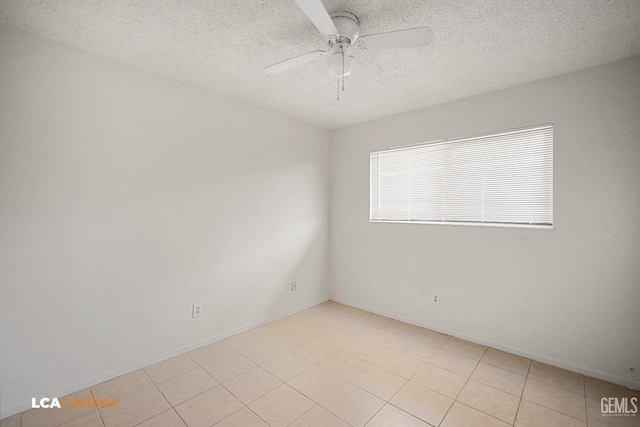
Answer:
top-left (370, 125), bottom-right (553, 227)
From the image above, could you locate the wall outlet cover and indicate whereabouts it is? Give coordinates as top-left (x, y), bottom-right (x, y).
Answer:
top-left (432, 294), bottom-right (440, 305)
top-left (192, 303), bottom-right (203, 318)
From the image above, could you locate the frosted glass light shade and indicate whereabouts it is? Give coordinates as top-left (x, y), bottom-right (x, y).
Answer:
top-left (326, 52), bottom-right (353, 78)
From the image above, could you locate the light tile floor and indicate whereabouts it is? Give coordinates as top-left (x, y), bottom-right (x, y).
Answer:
top-left (3, 301), bottom-right (639, 427)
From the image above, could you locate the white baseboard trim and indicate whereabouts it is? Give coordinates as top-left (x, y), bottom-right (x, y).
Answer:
top-left (330, 297), bottom-right (640, 391)
top-left (0, 296), bottom-right (329, 420)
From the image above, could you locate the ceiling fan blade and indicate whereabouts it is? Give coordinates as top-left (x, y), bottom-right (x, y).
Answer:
top-left (264, 50), bottom-right (326, 74)
top-left (358, 27), bottom-right (434, 50)
top-left (294, 0), bottom-right (339, 38)
top-left (345, 57), bottom-right (366, 92)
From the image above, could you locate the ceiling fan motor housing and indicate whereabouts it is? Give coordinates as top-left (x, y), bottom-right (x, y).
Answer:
top-left (330, 12), bottom-right (360, 44)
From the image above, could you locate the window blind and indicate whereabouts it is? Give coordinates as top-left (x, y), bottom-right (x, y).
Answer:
top-left (370, 124), bottom-right (553, 228)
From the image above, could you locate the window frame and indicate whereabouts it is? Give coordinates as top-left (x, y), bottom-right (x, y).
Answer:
top-left (369, 124), bottom-right (554, 229)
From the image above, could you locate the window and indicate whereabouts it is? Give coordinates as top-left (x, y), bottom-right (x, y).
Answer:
top-left (370, 124), bottom-right (553, 228)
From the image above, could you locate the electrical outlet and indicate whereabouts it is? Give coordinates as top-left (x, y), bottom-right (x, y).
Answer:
top-left (344, 280), bottom-right (350, 287)
top-left (432, 293), bottom-right (440, 305)
top-left (290, 281), bottom-right (297, 292)
top-left (192, 303), bottom-right (202, 318)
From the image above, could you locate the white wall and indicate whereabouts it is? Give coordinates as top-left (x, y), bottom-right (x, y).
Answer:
top-left (330, 57), bottom-right (640, 389)
top-left (0, 25), bottom-right (329, 418)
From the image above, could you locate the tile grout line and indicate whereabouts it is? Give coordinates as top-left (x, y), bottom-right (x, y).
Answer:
top-left (280, 403), bottom-right (316, 427)
top-left (88, 385), bottom-right (107, 427)
top-left (149, 371), bottom-right (192, 427)
top-left (129, 408), bottom-right (172, 427)
top-left (436, 346), bottom-right (487, 426)
top-left (216, 405), bottom-right (261, 427)
top-left (284, 315), bottom-right (466, 424)
top-left (44, 387), bottom-right (106, 427)
top-left (452, 378), bottom-right (525, 423)
top-left (520, 399), bottom-right (589, 425)
top-left (123, 386), bottom-right (170, 427)
top-left (361, 402), bottom-right (386, 427)
top-left (272, 330), bottom-right (389, 425)
top-left (584, 374), bottom-right (589, 427)
top-left (511, 356), bottom-right (533, 426)
top-left (244, 404), bottom-right (272, 427)
top-left (316, 402), bottom-right (353, 427)
top-left (218, 371), bottom-right (282, 411)
top-left (144, 363), bottom-right (203, 387)
top-left (527, 365), bottom-right (588, 395)
top-left (480, 359), bottom-right (529, 377)
top-left (453, 401), bottom-right (514, 427)
top-left (519, 378), bottom-right (589, 424)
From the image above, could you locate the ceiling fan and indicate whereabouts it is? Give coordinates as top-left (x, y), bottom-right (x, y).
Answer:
top-left (264, 0), bottom-right (434, 99)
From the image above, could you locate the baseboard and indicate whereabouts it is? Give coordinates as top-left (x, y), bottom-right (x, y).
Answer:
top-left (0, 296), bottom-right (329, 420)
top-left (330, 296), bottom-right (640, 391)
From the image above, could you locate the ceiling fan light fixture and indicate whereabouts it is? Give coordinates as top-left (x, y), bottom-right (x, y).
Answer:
top-left (265, 0), bottom-right (433, 99)
top-left (326, 51), bottom-right (352, 77)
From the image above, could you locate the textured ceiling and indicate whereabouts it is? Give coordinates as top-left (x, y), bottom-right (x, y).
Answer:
top-left (1, 0), bottom-right (639, 129)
